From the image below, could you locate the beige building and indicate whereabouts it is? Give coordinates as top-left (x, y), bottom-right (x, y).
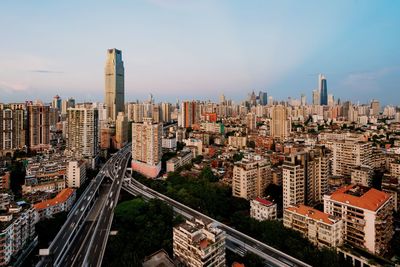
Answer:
top-left (0, 105), bottom-right (25, 156)
top-left (173, 218), bottom-right (225, 267)
top-left (166, 149), bottom-right (193, 173)
top-left (250, 198), bottom-right (277, 221)
top-left (283, 147), bottom-right (330, 209)
top-left (66, 160), bottom-right (86, 188)
top-left (105, 48), bottom-right (124, 121)
top-left (34, 188), bottom-right (76, 221)
top-left (232, 154), bottom-right (271, 200)
top-left (331, 140), bottom-right (372, 177)
top-left (66, 107), bottom-right (99, 161)
top-left (270, 105), bottom-right (291, 139)
top-left (283, 204), bottom-right (342, 248)
top-left (131, 118), bottom-right (162, 178)
top-left (351, 166), bottom-right (373, 187)
top-left (27, 103), bottom-right (50, 151)
top-left (324, 185), bottom-right (393, 255)
top-left (228, 135), bottom-right (247, 149)
top-left (115, 112), bottom-right (128, 149)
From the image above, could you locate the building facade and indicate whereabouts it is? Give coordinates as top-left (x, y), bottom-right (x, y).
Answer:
top-left (104, 48), bottom-right (124, 121)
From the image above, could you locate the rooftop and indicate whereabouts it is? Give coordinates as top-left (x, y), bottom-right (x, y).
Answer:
top-left (286, 204), bottom-right (339, 225)
top-left (254, 197), bottom-right (274, 207)
top-left (329, 185), bottom-right (391, 211)
top-left (34, 188), bottom-right (75, 210)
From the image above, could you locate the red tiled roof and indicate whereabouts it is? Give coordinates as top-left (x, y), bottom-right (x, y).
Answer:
top-left (232, 263), bottom-right (245, 267)
top-left (34, 188), bottom-right (75, 210)
top-left (254, 197), bottom-right (273, 206)
top-left (286, 204), bottom-right (334, 225)
top-left (330, 185), bottom-right (390, 212)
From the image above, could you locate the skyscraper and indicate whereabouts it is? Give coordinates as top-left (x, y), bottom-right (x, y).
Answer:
top-left (259, 91), bottom-right (268, 105)
top-left (312, 90), bottom-right (320, 105)
top-left (319, 74), bottom-right (328, 105)
top-left (105, 48), bottom-right (124, 121)
top-left (180, 101), bottom-right (198, 128)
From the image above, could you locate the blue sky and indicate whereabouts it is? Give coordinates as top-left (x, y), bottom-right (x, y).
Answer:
top-left (0, 0), bottom-right (399, 105)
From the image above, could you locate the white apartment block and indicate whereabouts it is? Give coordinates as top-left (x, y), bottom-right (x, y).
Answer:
top-left (283, 204), bottom-right (342, 248)
top-left (67, 160), bottom-right (86, 188)
top-left (33, 188), bottom-right (76, 221)
top-left (324, 185), bottom-right (393, 255)
top-left (250, 198), bottom-right (277, 221)
top-left (173, 218), bottom-right (225, 267)
top-left (0, 204), bottom-right (36, 266)
top-left (232, 154), bottom-right (271, 200)
top-left (166, 149), bottom-right (193, 173)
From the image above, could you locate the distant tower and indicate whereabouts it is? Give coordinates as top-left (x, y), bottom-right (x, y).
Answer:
top-left (319, 74), bottom-right (328, 105)
top-left (259, 91), bottom-right (268, 105)
top-left (105, 48), bottom-right (124, 121)
top-left (301, 94), bottom-right (306, 106)
top-left (312, 90), bottom-right (320, 105)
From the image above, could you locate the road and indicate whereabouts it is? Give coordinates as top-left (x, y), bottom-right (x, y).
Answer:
top-left (122, 178), bottom-right (311, 267)
top-left (81, 147), bottom-right (131, 267)
top-left (36, 144), bottom-right (131, 267)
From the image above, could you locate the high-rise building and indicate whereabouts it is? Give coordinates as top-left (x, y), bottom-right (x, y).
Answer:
top-left (115, 112), bottom-right (128, 149)
top-left (324, 185), bottom-right (393, 255)
top-left (0, 104), bottom-right (26, 156)
top-left (52, 95), bottom-right (62, 110)
top-left (131, 118), bottom-right (162, 178)
top-left (105, 48), bottom-right (124, 121)
top-left (259, 91), bottom-right (268, 105)
top-left (66, 160), bottom-right (86, 188)
top-left (173, 218), bottom-right (226, 267)
top-left (282, 147), bottom-right (330, 209)
top-left (180, 101), bottom-right (198, 128)
top-left (312, 90), bottom-right (320, 105)
top-left (161, 102), bottom-right (171, 123)
top-left (246, 112), bottom-right (256, 131)
top-left (270, 105), bottom-right (290, 139)
top-left (319, 74), bottom-right (328, 105)
top-left (331, 140), bottom-right (372, 177)
top-left (370, 99), bottom-right (380, 116)
top-left (66, 107), bottom-right (99, 161)
top-left (232, 154), bottom-right (271, 200)
top-left (300, 94), bottom-right (306, 106)
top-left (27, 103), bottom-right (50, 151)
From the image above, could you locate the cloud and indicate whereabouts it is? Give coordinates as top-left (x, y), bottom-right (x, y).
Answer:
top-left (29, 69), bottom-right (63, 74)
top-left (0, 80), bottom-right (30, 92)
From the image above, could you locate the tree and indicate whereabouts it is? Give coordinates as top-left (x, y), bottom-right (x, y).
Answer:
top-left (199, 166), bottom-right (218, 182)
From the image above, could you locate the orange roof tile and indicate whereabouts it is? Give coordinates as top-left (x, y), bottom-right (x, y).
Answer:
top-left (199, 239), bottom-right (209, 249)
top-left (330, 185), bottom-right (390, 212)
top-left (286, 204), bottom-right (335, 225)
top-left (232, 263), bottom-right (245, 267)
top-left (34, 188), bottom-right (75, 210)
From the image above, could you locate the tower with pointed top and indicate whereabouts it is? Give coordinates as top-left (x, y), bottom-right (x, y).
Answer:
top-left (105, 48), bottom-right (124, 121)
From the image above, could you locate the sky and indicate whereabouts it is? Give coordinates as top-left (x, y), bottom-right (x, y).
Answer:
top-left (0, 0), bottom-right (399, 105)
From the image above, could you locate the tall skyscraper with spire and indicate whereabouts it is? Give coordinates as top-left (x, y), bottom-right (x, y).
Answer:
top-left (319, 74), bottom-right (328, 105)
top-left (105, 48), bottom-right (124, 121)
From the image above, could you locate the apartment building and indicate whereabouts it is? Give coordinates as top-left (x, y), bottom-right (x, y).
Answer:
top-left (115, 112), bottom-right (128, 149)
top-left (228, 135), bottom-right (247, 149)
top-left (0, 104), bottom-right (26, 157)
top-left (131, 118), bottom-right (162, 178)
top-left (27, 103), bottom-right (51, 151)
top-left (351, 166), bottom-right (373, 187)
top-left (173, 218), bottom-right (225, 267)
top-left (34, 188), bottom-right (76, 221)
top-left (66, 107), bottom-right (99, 161)
top-left (283, 146), bottom-right (330, 209)
top-left (324, 185), bottom-right (393, 255)
top-left (166, 149), bottom-right (193, 173)
top-left (66, 160), bottom-right (86, 188)
top-left (250, 198), bottom-right (277, 221)
top-left (232, 154), bottom-right (271, 200)
top-left (283, 204), bottom-right (342, 248)
top-left (0, 202), bottom-right (36, 266)
top-left (331, 140), bottom-right (372, 177)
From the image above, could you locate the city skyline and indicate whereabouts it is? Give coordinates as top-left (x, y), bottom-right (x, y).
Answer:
top-left (0, 1), bottom-right (399, 105)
